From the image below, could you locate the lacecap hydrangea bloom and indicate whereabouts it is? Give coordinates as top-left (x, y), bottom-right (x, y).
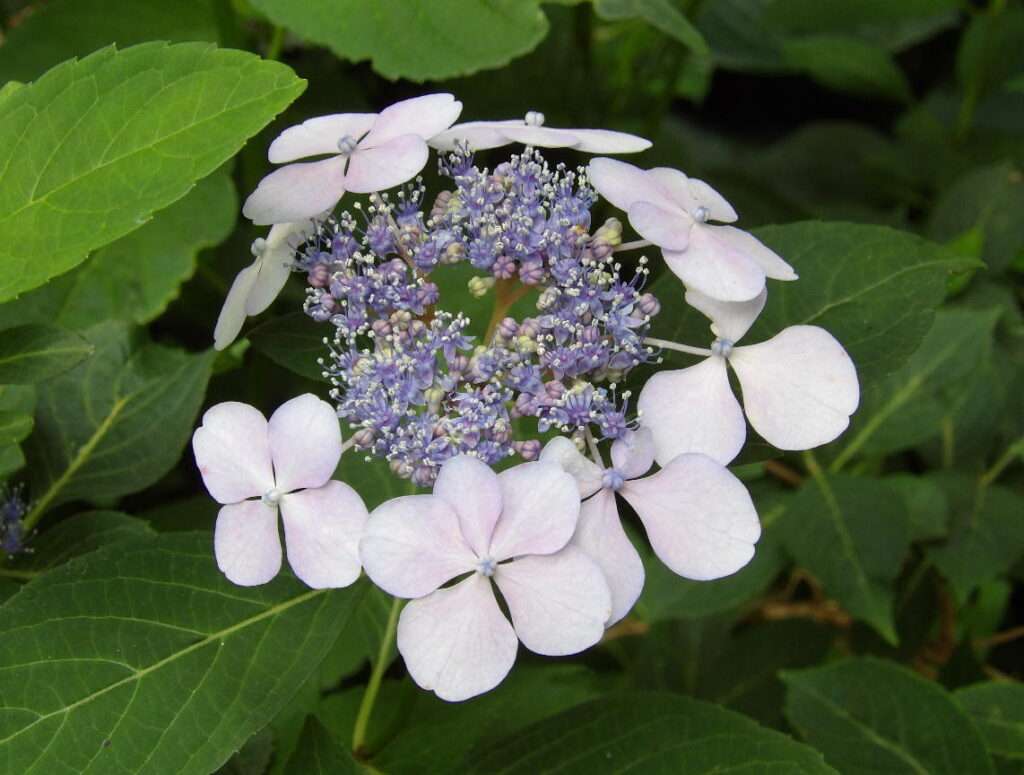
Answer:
top-left (194, 93), bottom-right (860, 701)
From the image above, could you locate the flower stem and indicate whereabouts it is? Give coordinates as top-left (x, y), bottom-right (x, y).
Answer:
top-left (351, 595), bottom-right (403, 758)
top-left (264, 25), bottom-right (286, 61)
top-left (484, 278), bottom-right (531, 341)
top-left (614, 239), bottom-right (653, 253)
top-left (643, 337), bottom-right (712, 357)
top-left (979, 435), bottom-right (1024, 489)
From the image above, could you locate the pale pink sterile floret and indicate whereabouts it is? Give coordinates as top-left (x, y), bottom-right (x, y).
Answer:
top-left (430, 110), bottom-right (651, 154)
top-left (192, 394), bottom-right (367, 589)
top-left (243, 94), bottom-right (463, 225)
top-left (359, 454), bottom-right (612, 702)
top-left (540, 429), bottom-right (761, 624)
top-left (638, 288), bottom-right (860, 467)
top-left (587, 157), bottom-right (797, 302)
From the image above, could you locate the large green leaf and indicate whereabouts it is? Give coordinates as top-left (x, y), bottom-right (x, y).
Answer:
top-left (778, 474), bottom-right (910, 643)
top-left (25, 322), bottom-right (214, 514)
top-left (0, 169), bottom-right (237, 330)
top-left (0, 531), bottom-right (364, 775)
top-left (283, 717), bottom-right (357, 774)
top-left (782, 35), bottom-right (911, 101)
top-left (468, 691), bottom-right (835, 773)
top-left (248, 0), bottom-right (549, 81)
top-left (0, 0), bottom-right (220, 84)
top-left (0, 325), bottom-right (93, 383)
top-left (11, 511), bottom-right (156, 571)
top-left (956, 682), bottom-right (1024, 772)
top-left (782, 658), bottom-right (995, 775)
top-left (0, 42), bottom-right (304, 302)
top-left (0, 385), bottom-right (34, 478)
top-left (593, 0), bottom-right (709, 55)
top-left (248, 313), bottom-right (330, 383)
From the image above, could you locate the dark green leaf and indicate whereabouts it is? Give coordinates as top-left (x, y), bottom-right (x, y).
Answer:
top-left (0, 42), bottom-right (304, 302)
top-left (0, 325), bottom-right (93, 383)
top-left (0, 531), bottom-right (365, 775)
top-left (783, 657), bottom-right (995, 775)
top-left (14, 511), bottom-right (156, 571)
top-left (956, 682), bottom-right (1024, 769)
top-left (593, 0), bottom-right (710, 56)
top-left (0, 385), bottom-right (34, 478)
top-left (248, 313), bottom-right (329, 383)
top-left (885, 474), bottom-right (948, 541)
top-left (469, 691), bottom-right (835, 774)
top-left (957, 6), bottom-right (1024, 102)
top-left (782, 36), bottom-right (911, 101)
top-left (284, 717), bottom-right (356, 775)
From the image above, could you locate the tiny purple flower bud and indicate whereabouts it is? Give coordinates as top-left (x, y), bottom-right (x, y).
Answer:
top-left (514, 439), bottom-right (542, 461)
top-left (308, 264), bottom-right (330, 288)
top-left (638, 292), bottom-right (661, 317)
top-left (496, 317), bottom-right (519, 340)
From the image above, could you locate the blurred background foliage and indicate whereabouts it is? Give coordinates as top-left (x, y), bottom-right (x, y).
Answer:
top-left (1, 1), bottom-right (1023, 773)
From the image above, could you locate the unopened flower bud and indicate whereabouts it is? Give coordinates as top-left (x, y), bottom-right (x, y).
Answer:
top-left (412, 466), bottom-right (436, 487)
top-left (468, 276), bottom-right (496, 298)
top-left (352, 428), bottom-right (375, 448)
top-left (514, 439), bottom-right (542, 461)
top-left (371, 319), bottom-right (391, 338)
top-left (307, 264), bottom-right (330, 288)
top-left (431, 191), bottom-right (453, 223)
top-left (638, 292), bottom-right (661, 317)
top-left (496, 317), bottom-right (518, 340)
top-left (592, 217), bottom-right (623, 247)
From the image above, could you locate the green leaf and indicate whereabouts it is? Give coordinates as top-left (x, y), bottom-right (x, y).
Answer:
top-left (751, 222), bottom-right (979, 388)
top-left (782, 657), bottom-right (995, 775)
top-left (593, 0), bottom-right (710, 55)
top-left (0, 169), bottom-right (237, 330)
top-left (956, 682), bottom-right (1024, 769)
top-left (0, 531), bottom-right (365, 775)
top-left (957, 6), bottom-right (1024, 102)
top-left (248, 0), bottom-right (549, 81)
top-left (0, 385), bottom-right (34, 478)
top-left (469, 691), bottom-right (835, 774)
top-left (0, 0), bottom-right (220, 84)
top-left (0, 325), bottom-right (93, 383)
top-left (25, 322), bottom-right (215, 514)
top-left (885, 474), bottom-right (948, 541)
top-left (248, 313), bottom-right (329, 383)
top-left (928, 478), bottom-right (1024, 601)
top-left (284, 717), bottom-right (357, 775)
top-left (12, 511), bottom-right (156, 571)
top-left (0, 42), bottom-right (305, 302)
top-left (778, 474), bottom-right (910, 643)
top-left (783, 35), bottom-right (912, 101)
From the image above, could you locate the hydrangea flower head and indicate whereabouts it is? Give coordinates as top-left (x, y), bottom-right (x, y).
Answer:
top-left (192, 394), bottom-right (367, 588)
top-left (359, 455), bottom-right (611, 701)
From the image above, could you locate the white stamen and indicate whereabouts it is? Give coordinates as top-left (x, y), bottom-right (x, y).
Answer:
top-left (525, 110), bottom-right (545, 127)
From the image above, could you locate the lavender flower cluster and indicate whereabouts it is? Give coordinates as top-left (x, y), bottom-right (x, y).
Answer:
top-left (295, 147), bottom-right (659, 485)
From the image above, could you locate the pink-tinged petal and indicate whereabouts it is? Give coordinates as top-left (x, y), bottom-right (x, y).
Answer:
top-left (344, 134), bottom-right (429, 194)
top-left (245, 220), bottom-right (317, 316)
top-left (570, 489), bottom-right (644, 624)
top-left (213, 261), bottom-right (259, 351)
top-left (429, 120), bottom-right (523, 151)
top-left (628, 201), bottom-right (691, 251)
top-left (687, 178), bottom-right (739, 222)
top-left (268, 113), bottom-right (376, 163)
top-left (495, 546), bottom-right (612, 655)
top-left (360, 93), bottom-right (462, 148)
top-left (621, 453), bottom-right (760, 580)
top-left (685, 287), bottom-right (767, 344)
top-left (360, 495), bottom-right (477, 598)
top-left (711, 225), bottom-right (797, 281)
top-left (397, 574), bottom-right (517, 702)
top-left (433, 455), bottom-right (502, 557)
top-left (730, 325), bottom-right (860, 451)
top-left (663, 226), bottom-right (767, 302)
top-left (489, 462), bottom-right (581, 561)
top-left (214, 500), bottom-right (282, 586)
top-left (610, 427), bottom-right (655, 480)
top-left (242, 156), bottom-right (348, 225)
top-left (280, 481), bottom-right (367, 589)
top-left (646, 167), bottom-right (698, 212)
top-left (568, 128), bottom-right (652, 154)
top-left (637, 359), bottom-right (746, 466)
top-left (587, 157), bottom-right (674, 212)
top-left (500, 125), bottom-right (579, 148)
top-left (267, 393), bottom-right (342, 491)
top-left (538, 436), bottom-right (603, 498)
top-left (648, 168), bottom-right (738, 223)
top-left (192, 402), bottom-right (274, 503)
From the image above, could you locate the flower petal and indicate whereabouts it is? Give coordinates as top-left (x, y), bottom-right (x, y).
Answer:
top-left (730, 325), bottom-right (860, 451)
top-left (245, 220), bottom-right (317, 316)
top-left (242, 156), bottom-right (348, 225)
top-left (494, 546), bottom-right (612, 655)
top-left (213, 261), bottom-right (259, 351)
top-left (587, 157), bottom-right (674, 212)
top-left (568, 128), bottom-right (652, 154)
top-left (429, 120), bottom-right (523, 152)
top-left (268, 113), bottom-right (376, 163)
top-left (711, 225), bottom-right (797, 281)
top-left (648, 168), bottom-right (737, 223)
top-left (637, 358), bottom-right (746, 466)
top-left (192, 402), bottom-right (274, 503)
top-left (344, 134), bottom-right (429, 194)
top-left (621, 453), bottom-right (760, 580)
top-left (360, 93), bottom-right (462, 148)
top-left (570, 489), bottom-right (644, 624)
top-left (538, 436), bottom-right (604, 498)
top-left (663, 225), bottom-right (766, 302)
top-left (360, 494), bottom-right (477, 598)
top-left (489, 462), bottom-right (580, 561)
top-left (687, 177), bottom-right (739, 223)
top-left (610, 427), bottom-right (656, 480)
top-left (500, 125), bottom-right (580, 149)
top-left (433, 455), bottom-right (502, 557)
top-left (627, 201), bottom-right (691, 251)
top-left (280, 481), bottom-right (367, 589)
top-left (214, 500), bottom-right (282, 586)
top-left (267, 393), bottom-right (342, 492)
top-left (397, 573), bottom-right (518, 702)
top-left (685, 287), bottom-right (767, 344)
